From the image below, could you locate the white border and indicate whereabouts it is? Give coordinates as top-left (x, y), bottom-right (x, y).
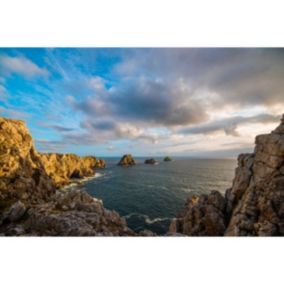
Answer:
top-left (0, 0), bottom-right (284, 47)
top-left (0, 237), bottom-right (283, 284)
top-left (0, 0), bottom-right (283, 283)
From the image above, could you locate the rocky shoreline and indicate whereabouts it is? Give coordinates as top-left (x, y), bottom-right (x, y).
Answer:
top-left (168, 115), bottom-right (284, 236)
top-left (1, 115), bottom-right (283, 236)
top-left (0, 117), bottom-right (135, 236)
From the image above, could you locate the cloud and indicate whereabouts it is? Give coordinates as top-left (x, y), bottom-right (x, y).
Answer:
top-left (65, 49), bottom-right (284, 152)
top-left (0, 85), bottom-right (8, 101)
top-left (3, 48), bottom-right (284, 157)
top-left (35, 139), bottom-right (69, 152)
top-left (179, 114), bottom-right (280, 136)
top-left (72, 76), bottom-right (209, 129)
top-left (114, 48), bottom-right (284, 108)
top-left (46, 125), bottom-right (76, 132)
top-left (0, 55), bottom-right (49, 78)
top-left (88, 76), bottom-right (107, 92)
top-left (78, 119), bottom-right (160, 144)
top-left (0, 106), bottom-right (31, 119)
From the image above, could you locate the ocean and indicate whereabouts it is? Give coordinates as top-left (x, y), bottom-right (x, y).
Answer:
top-left (83, 158), bottom-right (237, 235)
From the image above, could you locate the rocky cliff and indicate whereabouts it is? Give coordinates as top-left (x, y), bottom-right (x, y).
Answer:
top-left (39, 153), bottom-right (105, 188)
top-left (0, 117), bottom-right (134, 236)
top-left (169, 115), bottom-right (284, 236)
top-left (0, 118), bottom-right (55, 205)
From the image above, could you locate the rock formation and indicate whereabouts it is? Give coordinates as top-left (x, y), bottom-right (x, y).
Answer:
top-left (169, 114), bottom-right (284, 236)
top-left (0, 117), bottom-right (134, 236)
top-left (39, 153), bottom-right (105, 188)
top-left (0, 117), bottom-right (55, 205)
top-left (117, 154), bottom-right (136, 167)
top-left (164, 156), bottom-right (172, 162)
top-left (144, 158), bottom-right (157, 165)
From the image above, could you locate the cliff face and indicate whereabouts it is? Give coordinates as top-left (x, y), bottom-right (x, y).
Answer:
top-left (169, 115), bottom-right (284, 236)
top-left (0, 118), bottom-right (55, 205)
top-left (39, 153), bottom-right (105, 188)
top-left (0, 117), bottom-right (133, 236)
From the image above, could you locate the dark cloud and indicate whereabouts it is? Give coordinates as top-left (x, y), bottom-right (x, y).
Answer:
top-left (72, 76), bottom-right (209, 130)
top-left (48, 125), bottom-right (76, 132)
top-left (116, 48), bottom-right (284, 108)
top-left (109, 79), bottom-right (209, 126)
top-left (180, 114), bottom-right (280, 136)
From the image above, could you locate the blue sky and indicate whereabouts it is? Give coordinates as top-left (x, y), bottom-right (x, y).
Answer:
top-left (0, 48), bottom-right (283, 158)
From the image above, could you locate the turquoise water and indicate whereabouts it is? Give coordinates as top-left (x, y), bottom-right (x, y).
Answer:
top-left (83, 158), bottom-right (236, 235)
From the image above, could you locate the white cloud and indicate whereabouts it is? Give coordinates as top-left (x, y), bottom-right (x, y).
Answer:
top-left (0, 55), bottom-right (49, 78)
top-left (88, 76), bottom-right (106, 92)
top-left (0, 85), bottom-right (8, 101)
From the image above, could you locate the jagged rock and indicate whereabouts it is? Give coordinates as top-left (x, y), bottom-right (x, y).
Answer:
top-left (0, 117), bottom-right (135, 236)
top-left (169, 114), bottom-right (284, 236)
top-left (117, 154), bottom-right (136, 167)
top-left (39, 153), bottom-right (105, 188)
top-left (168, 191), bottom-right (227, 236)
top-left (164, 156), bottom-right (172, 162)
top-left (22, 190), bottom-right (135, 236)
top-left (0, 117), bottom-right (55, 204)
top-left (7, 201), bottom-right (26, 222)
top-left (95, 159), bottom-right (106, 169)
top-left (144, 158), bottom-right (157, 165)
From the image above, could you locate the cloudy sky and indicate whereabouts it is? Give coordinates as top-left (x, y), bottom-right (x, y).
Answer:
top-left (0, 48), bottom-right (283, 158)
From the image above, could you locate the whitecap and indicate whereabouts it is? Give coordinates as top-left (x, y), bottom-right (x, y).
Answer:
top-left (123, 212), bottom-right (170, 224)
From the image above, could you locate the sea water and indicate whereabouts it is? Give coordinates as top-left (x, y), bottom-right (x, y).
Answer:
top-left (83, 158), bottom-right (236, 235)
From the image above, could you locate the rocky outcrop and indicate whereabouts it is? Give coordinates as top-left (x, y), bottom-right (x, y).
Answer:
top-left (95, 158), bottom-right (106, 169)
top-left (39, 153), bottom-right (105, 188)
top-left (0, 117), bottom-right (55, 206)
top-left (144, 158), bottom-right (157, 165)
top-left (168, 191), bottom-right (227, 236)
top-left (0, 117), bottom-right (134, 236)
top-left (0, 189), bottom-right (134, 236)
top-left (164, 156), bottom-right (172, 162)
top-left (117, 154), bottom-right (136, 167)
top-left (169, 114), bottom-right (284, 236)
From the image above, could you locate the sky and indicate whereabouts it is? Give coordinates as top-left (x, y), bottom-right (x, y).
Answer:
top-left (0, 48), bottom-right (283, 158)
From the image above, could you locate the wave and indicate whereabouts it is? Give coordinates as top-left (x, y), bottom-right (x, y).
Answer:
top-left (94, 172), bottom-right (104, 179)
top-left (123, 212), bottom-right (170, 224)
top-left (61, 172), bottom-right (105, 191)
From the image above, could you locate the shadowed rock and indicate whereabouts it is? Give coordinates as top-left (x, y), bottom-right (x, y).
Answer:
top-left (117, 154), bottom-right (136, 167)
top-left (144, 158), bottom-right (157, 165)
top-left (164, 156), bottom-right (172, 162)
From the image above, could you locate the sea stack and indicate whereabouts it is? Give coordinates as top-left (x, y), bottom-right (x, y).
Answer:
top-left (144, 158), bottom-right (157, 165)
top-left (117, 154), bottom-right (136, 167)
top-left (169, 114), bottom-right (284, 236)
top-left (164, 156), bottom-right (172, 162)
